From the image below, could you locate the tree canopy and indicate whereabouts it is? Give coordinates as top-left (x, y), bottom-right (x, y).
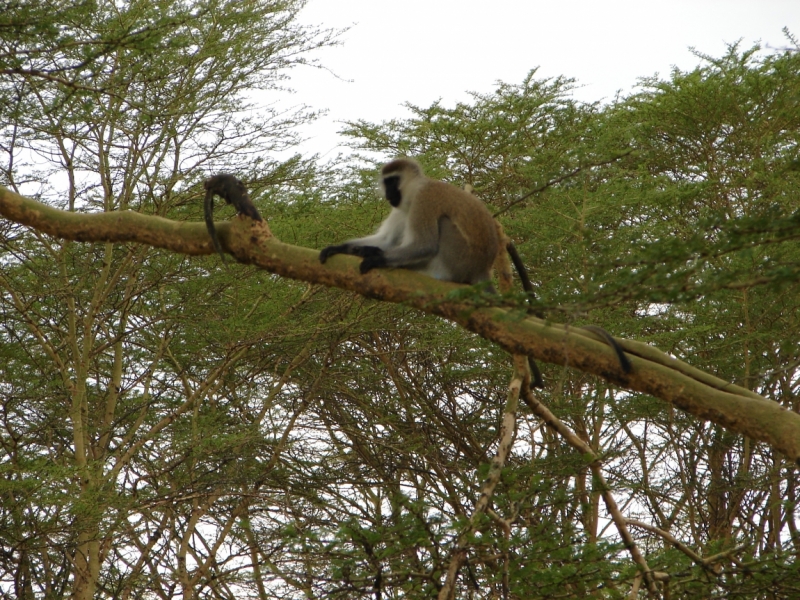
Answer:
top-left (1, 3), bottom-right (799, 598)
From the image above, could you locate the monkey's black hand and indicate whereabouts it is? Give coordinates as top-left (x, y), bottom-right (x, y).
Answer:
top-left (319, 244), bottom-right (349, 264)
top-left (353, 246), bottom-right (383, 259)
top-left (359, 252), bottom-right (387, 274)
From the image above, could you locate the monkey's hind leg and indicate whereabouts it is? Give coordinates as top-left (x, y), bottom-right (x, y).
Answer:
top-left (527, 357), bottom-right (545, 389)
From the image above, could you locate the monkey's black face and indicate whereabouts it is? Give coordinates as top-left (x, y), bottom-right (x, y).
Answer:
top-left (382, 175), bottom-right (402, 207)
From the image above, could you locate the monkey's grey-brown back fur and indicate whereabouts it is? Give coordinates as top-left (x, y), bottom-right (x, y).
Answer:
top-left (404, 178), bottom-right (499, 284)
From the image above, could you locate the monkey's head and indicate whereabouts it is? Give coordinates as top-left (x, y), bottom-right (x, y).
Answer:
top-left (380, 158), bottom-right (423, 208)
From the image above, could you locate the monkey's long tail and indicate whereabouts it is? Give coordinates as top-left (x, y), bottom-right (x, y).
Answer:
top-left (581, 325), bottom-right (632, 374)
top-left (507, 241), bottom-right (631, 379)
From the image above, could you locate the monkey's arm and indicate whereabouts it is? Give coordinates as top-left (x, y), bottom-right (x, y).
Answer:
top-left (360, 239), bottom-right (438, 274)
top-left (359, 212), bottom-right (440, 274)
top-left (319, 209), bottom-right (406, 264)
top-left (319, 243), bottom-right (384, 263)
top-left (321, 235), bottom-right (436, 274)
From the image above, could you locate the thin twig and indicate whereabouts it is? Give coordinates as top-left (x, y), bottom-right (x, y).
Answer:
top-left (493, 150), bottom-right (633, 218)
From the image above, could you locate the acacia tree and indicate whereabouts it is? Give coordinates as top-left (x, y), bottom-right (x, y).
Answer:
top-left (342, 44), bottom-right (800, 597)
top-left (0, 1), bottom-right (340, 599)
top-left (1, 5), bottom-right (799, 599)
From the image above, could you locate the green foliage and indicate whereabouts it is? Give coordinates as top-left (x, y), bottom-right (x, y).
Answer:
top-left (343, 70), bottom-right (606, 208)
top-left (588, 44), bottom-right (800, 307)
top-left (336, 40), bottom-right (800, 599)
top-left (1, 6), bottom-right (799, 598)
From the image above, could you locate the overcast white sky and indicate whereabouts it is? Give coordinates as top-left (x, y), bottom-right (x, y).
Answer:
top-left (284, 0), bottom-right (799, 158)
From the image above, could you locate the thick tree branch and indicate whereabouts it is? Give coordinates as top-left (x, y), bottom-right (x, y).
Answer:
top-left (2, 185), bottom-right (799, 462)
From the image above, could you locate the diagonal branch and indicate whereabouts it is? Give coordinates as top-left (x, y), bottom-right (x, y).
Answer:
top-left (520, 386), bottom-right (657, 595)
top-left (492, 150), bottom-right (634, 218)
top-left (437, 354), bottom-right (526, 600)
top-left (2, 184), bottom-right (799, 463)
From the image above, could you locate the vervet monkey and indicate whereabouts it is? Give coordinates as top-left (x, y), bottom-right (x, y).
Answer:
top-left (319, 158), bottom-right (630, 382)
top-left (204, 174), bottom-right (262, 262)
top-left (319, 158), bottom-right (499, 284)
